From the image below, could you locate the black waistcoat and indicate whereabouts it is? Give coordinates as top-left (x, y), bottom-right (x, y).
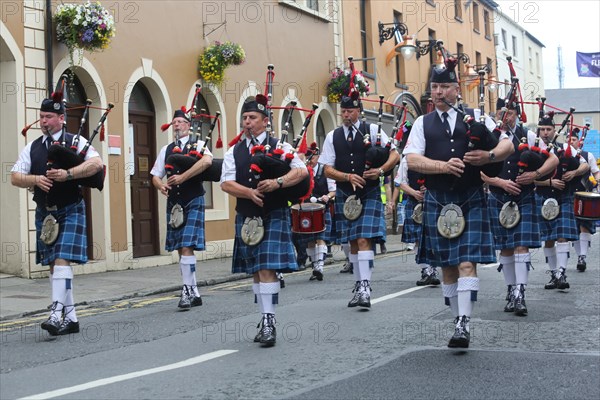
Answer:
top-left (165, 141), bottom-right (205, 205)
top-left (406, 169), bottom-right (421, 201)
top-left (30, 133), bottom-right (81, 208)
top-left (491, 125), bottom-right (534, 195)
top-left (333, 123), bottom-right (379, 194)
top-left (423, 108), bottom-right (480, 191)
top-left (312, 164), bottom-right (329, 197)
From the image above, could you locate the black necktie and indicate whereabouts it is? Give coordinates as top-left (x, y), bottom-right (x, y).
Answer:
top-left (442, 112), bottom-right (452, 136)
top-left (347, 129), bottom-right (353, 143)
top-left (45, 136), bottom-right (52, 150)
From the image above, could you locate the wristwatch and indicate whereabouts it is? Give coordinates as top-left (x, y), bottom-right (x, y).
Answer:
top-left (488, 151), bottom-right (496, 162)
top-left (66, 169), bottom-right (73, 181)
top-left (379, 168), bottom-right (385, 177)
top-left (276, 177), bottom-right (284, 188)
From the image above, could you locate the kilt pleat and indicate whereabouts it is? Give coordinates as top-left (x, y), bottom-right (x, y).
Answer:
top-left (36, 200), bottom-right (87, 265)
top-left (165, 196), bottom-right (206, 251)
top-left (417, 187), bottom-right (496, 267)
top-left (536, 192), bottom-right (578, 241)
top-left (401, 197), bottom-right (422, 243)
top-left (487, 190), bottom-right (541, 250)
top-left (334, 187), bottom-right (385, 243)
top-left (232, 208), bottom-right (298, 274)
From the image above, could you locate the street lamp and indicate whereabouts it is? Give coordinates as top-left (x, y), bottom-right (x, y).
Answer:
top-left (378, 21), bottom-right (409, 45)
top-left (399, 39), bottom-right (445, 60)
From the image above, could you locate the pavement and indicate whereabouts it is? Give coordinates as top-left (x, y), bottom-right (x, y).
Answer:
top-left (0, 231), bottom-right (409, 321)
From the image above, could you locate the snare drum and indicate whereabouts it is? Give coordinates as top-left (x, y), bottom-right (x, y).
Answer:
top-left (574, 191), bottom-right (600, 221)
top-left (291, 203), bottom-right (326, 234)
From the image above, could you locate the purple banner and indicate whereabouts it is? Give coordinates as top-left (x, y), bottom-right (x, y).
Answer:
top-left (576, 52), bottom-right (600, 78)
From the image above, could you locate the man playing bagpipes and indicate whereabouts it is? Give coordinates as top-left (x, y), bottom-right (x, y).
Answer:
top-left (11, 94), bottom-right (104, 336)
top-left (568, 128), bottom-right (600, 272)
top-left (534, 113), bottom-right (589, 290)
top-left (151, 108), bottom-right (213, 310)
top-left (482, 99), bottom-right (558, 316)
top-left (320, 95), bottom-right (400, 309)
top-left (220, 96), bottom-right (308, 347)
top-left (403, 57), bottom-right (513, 348)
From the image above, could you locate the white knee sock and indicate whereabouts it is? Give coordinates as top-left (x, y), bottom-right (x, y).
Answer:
top-left (357, 250), bottom-right (374, 283)
top-left (579, 233), bottom-right (592, 257)
top-left (572, 240), bottom-right (581, 257)
top-left (64, 279), bottom-right (77, 322)
top-left (556, 242), bottom-right (570, 270)
top-left (544, 246), bottom-right (557, 271)
top-left (350, 253), bottom-right (360, 281)
top-left (342, 243), bottom-right (350, 259)
top-left (514, 253), bottom-right (530, 286)
top-left (457, 277), bottom-right (479, 318)
top-left (253, 283), bottom-right (262, 312)
top-left (259, 281), bottom-right (280, 315)
top-left (51, 265), bottom-right (73, 321)
top-left (180, 255), bottom-right (199, 296)
top-left (306, 247), bottom-right (316, 264)
top-left (316, 245), bottom-right (327, 271)
top-left (442, 283), bottom-right (459, 317)
top-left (499, 255), bottom-right (516, 286)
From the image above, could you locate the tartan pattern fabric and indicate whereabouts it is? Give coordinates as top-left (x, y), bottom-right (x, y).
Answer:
top-left (165, 196), bottom-right (206, 251)
top-left (35, 200), bottom-right (87, 265)
top-left (487, 190), bottom-right (541, 250)
top-left (293, 204), bottom-right (335, 247)
top-left (232, 208), bottom-right (299, 274)
top-left (401, 197), bottom-right (422, 243)
top-left (536, 193), bottom-right (579, 241)
top-left (334, 186), bottom-right (385, 243)
top-left (417, 187), bottom-right (496, 267)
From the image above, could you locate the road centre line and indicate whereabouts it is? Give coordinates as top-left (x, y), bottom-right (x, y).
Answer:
top-left (371, 285), bottom-right (429, 304)
top-left (18, 349), bottom-right (238, 400)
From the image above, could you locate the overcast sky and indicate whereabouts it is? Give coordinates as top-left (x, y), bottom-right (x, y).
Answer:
top-left (495, 0), bottom-right (600, 90)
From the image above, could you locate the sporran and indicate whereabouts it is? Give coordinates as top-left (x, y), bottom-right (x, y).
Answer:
top-left (412, 202), bottom-right (424, 224)
top-left (499, 201), bottom-right (520, 229)
top-left (343, 195), bottom-right (362, 221)
top-left (541, 198), bottom-right (559, 221)
top-left (40, 214), bottom-right (59, 245)
top-left (169, 203), bottom-right (186, 229)
top-left (437, 203), bottom-right (465, 239)
top-left (241, 216), bottom-right (265, 246)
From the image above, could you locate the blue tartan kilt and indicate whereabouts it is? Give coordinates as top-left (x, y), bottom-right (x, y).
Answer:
top-left (35, 200), bottom-right (87, 266)
top-left (487, 190), bottom-right (541, 250)
top-left (165, 196), bottom-right (206, 252)
top-left (401, 197), bottom-right (422, 244)
top-left (334, 186), bottom-right (385, 243)
top-left (293, 205), bottom-right (335, 247)
top-left (232, 208), bottom-right (299, 275)
top-left (417, 187), bottom-right (496, 268)
top-left (536, 192), bottom-right (578, 241)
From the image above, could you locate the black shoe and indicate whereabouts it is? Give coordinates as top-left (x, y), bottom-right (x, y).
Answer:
top-left (277, 272), bottom-right (286, 288)
top-left (514, 286), bottom-right (527, 316)
top-left (544, 271), bottom-right (558, 290)
top-left (178, 286), bottom-right (192, 310)
top-left (504, 285), bottom-right (515, 312)
top-left (357, 281), bottom-right (371, 308)
top-left (429, 269), bottom-right (441, 286)
top-left (348, 282), bottom-right (361, 307)
top-left (309, 269), bottom-right (324, 281)
top-left (448, 316), bottom-right (470, 348)
top-left (254, 318), bottom-right (263, 342)
top-left (340, 262), bottom-right (353, 273)
top-left (416, 269), bottom-right (433, 286)
top-left (190, 295), bottom-right (203, 307)
top-left (380, 244), bottom-right (387, 254)
top-left (557, 269), bottom-right (570, 290)
top-left (259, 314), bottom-right (276, 346)
top-left (577, 257), bottom-right (587, 272)
top-left (57, 319), bottom-right (80, 335)
top-left (41, 318), bottom-right (61, 336)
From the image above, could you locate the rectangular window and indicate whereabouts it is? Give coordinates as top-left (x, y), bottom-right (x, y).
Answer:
top-left (454, 0), bottom-right (462, 21)
top-left (535, 52), bottom-right (540, 75)
top-left (472, 2), bottom-right (480, 33)
top-left (428, 29), bottom-right (436, 66)
top-left (483, 10), bottom-right (490, 38)
top-left (360, 0), bottom-right (369, 73)
top-left (306, 0), bottom-right (318, 11)
top-left (528, 46), bottom-right (533, 71)
top-left (501, 29), bottom-right (507, 50)
top-left (512, 35), bottom-right (518, 57)
top-left (394, 10), bottom-right (403, 84)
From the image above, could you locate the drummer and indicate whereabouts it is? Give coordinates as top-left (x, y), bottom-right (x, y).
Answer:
top-left (295, 142), bottom-right (337, 281)
top-left (534, 115), bottom-right (589, 290)
top-left (568, 128), bottom-right (600, 272)
top-left (320, 94), bottom-right (400, 308)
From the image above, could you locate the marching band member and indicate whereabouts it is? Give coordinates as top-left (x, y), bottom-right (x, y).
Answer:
top-left (220, 96), bottom-right (308, 346)
top-left (11, 96), bottom-right (103, 336)
top-left (320, 95), bottom-right (400, 308)
top-left (483, 99), bottom-right (558, 316)
top-left (151, 109), bottom-right (213, 310)
top-left (534, 114), bottom-right (589, 290)
top-left (297, 143), bottom-right (336, 281)
top-left (390, 156), bottom-right (440, 286)
top-left (568, 129), bottom-right (600, 272)
top-left (403, 61), bottom-right (513, 348)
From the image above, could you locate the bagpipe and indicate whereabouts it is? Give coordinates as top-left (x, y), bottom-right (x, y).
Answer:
top-left (22, 74), bottom-right (111, 191)
top-left (552, 107), bottom-right (581, 190)
top-left (230, 64), bottom-right (318, 204)
top-left (162, 84), bottom-right (223, 182)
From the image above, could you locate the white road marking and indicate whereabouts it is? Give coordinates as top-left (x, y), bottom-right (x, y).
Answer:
top-left (371, 286), bottom-right (429, 304)
top-left (18, 350), bottom-right (238, 400)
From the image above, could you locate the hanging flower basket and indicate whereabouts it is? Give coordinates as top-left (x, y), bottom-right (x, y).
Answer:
top-left (198, 41), bottom-right (246, 85)
top-left (54, 1), bottom-right (116, 65)
top-left (326, 67), bottom-right (370, 103)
